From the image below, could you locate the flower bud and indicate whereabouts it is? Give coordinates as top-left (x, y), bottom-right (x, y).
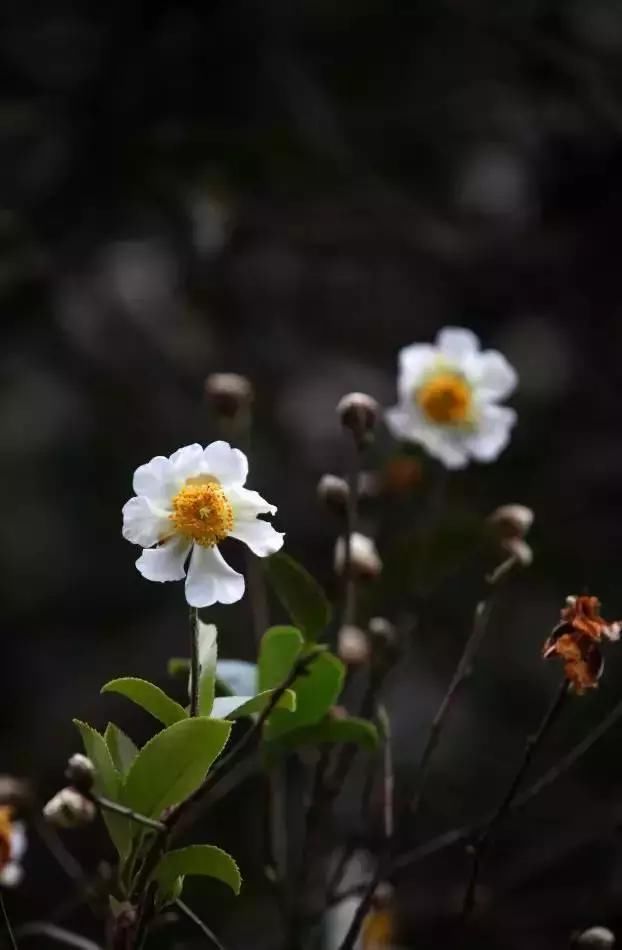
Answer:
top-left (372, 880), bottom-right (394, 908)
top-left (488, 504), bottom-right (534, 540)
top-left (204, 373), bottom-right (253, 419)
top-left (336, 392), bottom-right (379, 447)
top-left (0, 776), bottom-right (33, 816)
top-left (65, 754), bottom-right (96, 793)
top-left (43, 788), bottom-right (96, 829)
top-left (334, 533), bottom-right (382, 580)
top-left (368, 617), bottom-right (400, 670)
top-left (337, 625), bottom-right (371, 667)
top-left (317, 474), bottom-right (350, 513)
top-left (574, 927), bottom-right (615, 948)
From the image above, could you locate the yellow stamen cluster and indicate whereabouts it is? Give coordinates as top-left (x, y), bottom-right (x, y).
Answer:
top-left (416, 371), bottom-right (472, 425)
top-left (170, 477), bottom-right (233, 547)
top-left (0, 807), bottom-right (13, 871)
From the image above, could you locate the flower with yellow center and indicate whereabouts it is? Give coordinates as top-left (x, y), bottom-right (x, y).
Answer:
top-left (385, 327), bottom-right (518, 469)
top-left (0, 807), bottom-right (26, 887)
top-left (122, 441), bottom-right (284, 607)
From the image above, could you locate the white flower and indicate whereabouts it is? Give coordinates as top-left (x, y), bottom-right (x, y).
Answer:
top-left (385, 327), bottom-right (518, 469)
top-left (122, 441), bottom-right (284, 607)
top-left (0, 809), bottom-right (26, 888)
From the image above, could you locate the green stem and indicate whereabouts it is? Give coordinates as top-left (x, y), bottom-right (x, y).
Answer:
top-left (189, 607), bottom-right (199, 718)
top-left (94, 797), bottom-right (166, 833)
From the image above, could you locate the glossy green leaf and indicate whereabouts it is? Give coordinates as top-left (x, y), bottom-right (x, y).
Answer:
top-left (258, 626), bottom-right (303, 693)
top-left (124, 718), bottom-right (231, 819)
top-left (152, 845), bottom-right (241, 896)
top-left (196, 620), bottom-right (218, 716)
top-left (104, 723), bottom-right (139, 776)
top-left (266, 652), bottom-right (344, 741)
top-left (102, 678), bottom-right (187, 727)
top-left (263, 552), bottom-right (332, 642)
top-left (270, 715), bottom-right (378, 751)
top-left (74, 720), bottom-right (130, 858)
top-left (211, 688), bottom-right (296, 720)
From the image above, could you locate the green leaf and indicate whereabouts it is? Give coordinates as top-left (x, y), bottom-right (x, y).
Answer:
top-left (152, 845), bottom-right (241, 896)
top-left (124, 718), bottom-right (231, 819)
top-left (270, 715), bottom-right (379, 751)
top-left (73, 720), bottom-right (130, 858)
top-left (258, 626), bottom-right (304, 693)
top-left (196, 620), bottom-right (218, 716)
top-left (263, 552), bottom-right (332, 642)
top-left (168, 658), bottom-right (190, 679)
top-left (211, 688), bottom-right (296, 720)
top-left (102, 678), bottom-right (188, 728)
top-left (104, 723), bottom-right (139, 776)
top-left (266, 652), bottom-right (345, 741)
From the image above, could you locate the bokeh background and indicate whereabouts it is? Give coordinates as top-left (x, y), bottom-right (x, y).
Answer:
top-left (3, 1), bottom-right (622, 947)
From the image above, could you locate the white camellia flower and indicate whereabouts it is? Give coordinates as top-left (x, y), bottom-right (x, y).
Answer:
top-left (122, 441), bottom-right (284, 607)
top-left (0, 810), bottom-right (26, 887)
top-left (385, 327), bottom-right (518, 469)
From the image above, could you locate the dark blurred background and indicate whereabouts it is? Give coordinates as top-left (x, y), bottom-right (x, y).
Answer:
top-left (3, 1), bottom-right (622, 947)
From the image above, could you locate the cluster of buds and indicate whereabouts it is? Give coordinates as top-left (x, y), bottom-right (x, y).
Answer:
top-left (543, 595), bottom-right (621, 694)
top-left (43, 754), bottom-right (97, 830)
top-left (337, 617), bottom-right (400, 673)
top-left (488, 503), bottom-right (534, 567)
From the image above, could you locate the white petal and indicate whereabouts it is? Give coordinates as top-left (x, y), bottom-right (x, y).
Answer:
top-left (421, 430), bottom-right (469, 469)
top-left (465, 405), bottom-right (517, 462)
top-left (228, 484), bottom-right (277, 518)
top-left (230, 518), bottom-right (284, 557)
top-left (122, 496), bottom-right (172, 546)
top-left (132, 455), bottom-right (176, 504)
top-left (185, 545), bottom-right (245, 607)
top-left (10, 825), bottom-right (26, 862)
top-left (136, 535), bottom-right (191, 582)
top-left (437, 327), bottom-right (480, 364)
top-left (170, 443), bottom-right (205, 481)
top-left (385, 405), bottom-right (416, 440)
top-left (397, 344), bottom-right (438, 399)
top-left (201, 441), bottom-right (248, 487)
top-left (470, 350), bottom-right (518, 402)
top-left (0, 863), bottom-right (22, 888)
top-left (216, 659), bottom-right (258, 696)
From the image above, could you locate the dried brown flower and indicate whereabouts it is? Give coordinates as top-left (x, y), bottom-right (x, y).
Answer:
top-left (543, 595), bottom-right (620, 694)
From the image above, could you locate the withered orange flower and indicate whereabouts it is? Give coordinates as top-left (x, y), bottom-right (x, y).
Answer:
top-left (543, 595), bottom-right (620, 694)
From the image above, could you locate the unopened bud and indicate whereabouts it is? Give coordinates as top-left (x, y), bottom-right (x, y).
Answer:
top-left (0, 776), bottom-right (33, 816)
top-left (337, 625), bottom-right (371, 666)
top-left (43, 788), bottom-right (96, 829)
top-left (489, 504), bottom-right (534, 540)
top-left (368, 617), bottom-right (399, 670)
top-left (574, 927), bottom-right (615, 949)
top-left (65, 754), bottom-right (96, 793)
top-left (502, 536), bottom-right (533, 567)
top-left (317, 474), bottom-right (349, 513)
top-left (336, 392), bottom-right (379, 447)
top-left (205, 373), bottom-right (253, 419)
top-left (334, 533), bottom-right (382, 580)
top-left (372, 881), bottom-right (394, 908)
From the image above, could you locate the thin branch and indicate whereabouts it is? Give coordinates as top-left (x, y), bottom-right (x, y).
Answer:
top-left (342, 451), bottom-right (361, 629)
top-left (0, 894), bottom-right (17, 950)
top-left (174, 900), bottom-right (227, 950)
top-left (462, 678), bottom-right (569, 918)
top-left (410, 556), bottom-right (517, 817)
top-left (189, 607), bottom-right (199, 718)
top-left (93, 796), bottom-right (165, 832)
top-left (14, 922), bottom-right (102, 950)
top-left (34, 815), bottom-right (88, 891)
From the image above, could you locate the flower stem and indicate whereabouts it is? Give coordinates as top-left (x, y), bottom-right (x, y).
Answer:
top-left (461, 677), bottom-right (569, 918)
top-left (410, 555), bottom-right (518, 818)
top-left (0, 893), bottom-right (17, 950)
top-left (189, 607), bottom-right (199, 718)
top-left (174, 900), bottom-right (227, 950)
top-left (93, 796), bottom-right (166, 832)
top-left (342, 445), bottom-right (362, 628)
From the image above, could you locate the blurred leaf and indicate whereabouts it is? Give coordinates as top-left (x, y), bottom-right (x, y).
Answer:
top-left (102, 678), bottom-right (187, 727)
top-left (196, 620), bottom-right (218, 716)
top-left (73, 720), bottom-right (130, 859)
top-left (266, 652), bottom-right (344, 741)
top-left (263, 552), bottom-right (332, 642)
top-left (104, 723), bottom-right (139, 776)
top-left (216, 660), bottom-right (257, 697)
top-left (210, 688), bottom-right (296, 720)
top-left (124, 718), bottom-right (231, 819)
top-left (152, 844), bottom-right (241, 896)
top-left (269, 715), bottom-right (378, 751)
top-left (168, 658), bottom-right (190, 679)
top-left (258, 626), bottom-right (304, 692)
